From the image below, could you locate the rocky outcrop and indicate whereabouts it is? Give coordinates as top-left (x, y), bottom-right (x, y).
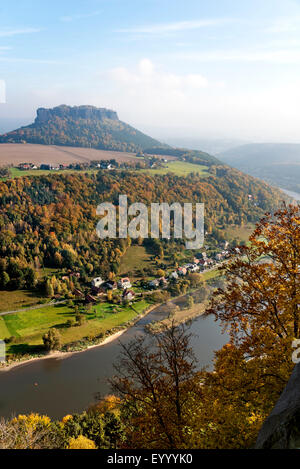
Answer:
top-left (35, 105), bottom-right (119, 124)
top-left (0, 104), bottom-right (163, 151)
top-left (255, 363), bottom-right (300, 449)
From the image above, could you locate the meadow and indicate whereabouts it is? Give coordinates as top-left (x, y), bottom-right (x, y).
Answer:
top-left (143, 160), bottom-right (209, 176)
top-left (9, 167), bottom-right (99, 179)
top-left (0, 290), bottom-right (44, 313)
top-left (0, 299), bottom-right (150, 355)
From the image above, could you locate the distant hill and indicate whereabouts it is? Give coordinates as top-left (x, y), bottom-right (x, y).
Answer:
top-left (0, 105), bottom-right (163, 153)
top-left (0, 104), bottom-right (220, 166)
top-left (218, 143), bottom-right (300, 194)
top-left (163, 137), bottom-right (248, 155)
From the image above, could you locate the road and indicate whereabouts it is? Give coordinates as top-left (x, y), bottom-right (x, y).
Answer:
top-left (0, 300), bottom-right (67, 317)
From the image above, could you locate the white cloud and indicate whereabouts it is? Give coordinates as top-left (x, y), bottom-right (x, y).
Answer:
top-left (60, 11), bottom-right (101, 23)
top-left (102, 59), bottom-right (215, 134)
top-left (0, 28), bottom-right (41, 38)
top-left (109, 59), bottom-right (208, 96)
top-left (94, 58), bottom-right (300, 142)
top-left (116, 19), bottom-right (234, 34)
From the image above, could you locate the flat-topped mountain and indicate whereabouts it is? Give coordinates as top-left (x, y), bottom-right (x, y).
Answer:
top-left (0, 104), bottom-right (162, 153)
top-left (35, 105), bottom-right (119, 123)
top-left (0, 104), bottom-right (221, 165)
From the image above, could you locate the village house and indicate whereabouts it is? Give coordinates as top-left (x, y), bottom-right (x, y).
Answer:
top-left (85, 293), bottom-right (97, 304)
top-left (159, 277), bottom-right (168, 288)
top-left (99, 281), bottom-right (117, 291)
top-left (91, 277), bottom-right (104, 288)
top-left (18, 163), bottom-right (37, 170)
top-left (91, 286), bottom-right (106, 297)
top-left (69, 272), bottom-right (80, 279)
top-left (169, 271), bottom-right (179, 280)
top-left (122, 289), bottom-right (135, 302)
top-left (198, 251), bottom-right (207, 260)
top-left (198, 259), bottom-right (208, 267)
top-left (118, 277), bottom-right (132, 289)
top-left (148, 279), bottom-right (160, 289)
top-left (188, 264), bottom-right (200, 273)
top-left (206, 258), bottom-right (215, 266)
top-left (105, 280), bottom-right (117, 290)
top-left (98, 161), bottom-right (114, 170)
top-left (40, 164), bottom-right (60, 171)
top-left (73, 288), bottom-right (84, 298)
top-left (178, 266), bottom-right (187, 276)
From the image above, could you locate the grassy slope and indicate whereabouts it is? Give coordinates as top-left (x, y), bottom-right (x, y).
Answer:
top-left (142, 161), bottom-right (209, 176)
top-left (9, 168), bottom-right (99, 179)
top-left (119, 246), bottom-right (154, 276)
top-left (0, 299), bottom-right (150, 354)
top-left (0, 290), bottom-right (44, 313)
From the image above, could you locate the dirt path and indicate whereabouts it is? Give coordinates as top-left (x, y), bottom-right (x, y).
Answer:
top-left (0, 300), bottom-right (67, 317)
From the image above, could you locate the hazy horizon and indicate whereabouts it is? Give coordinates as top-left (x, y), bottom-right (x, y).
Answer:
top-left (2, 0), bottom-right (300, 143)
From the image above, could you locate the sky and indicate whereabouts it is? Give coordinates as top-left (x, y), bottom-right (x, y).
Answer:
top-left (1, 0), bottom-right (300, 142)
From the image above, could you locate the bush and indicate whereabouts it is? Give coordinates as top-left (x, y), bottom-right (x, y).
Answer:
top-left (42, 329), bottom-right (62, 351)
top-left (75, 313), bottom-right (86, 326)
top-left (67, 435), bottom-right (96, 449)
top-left (5, 336), bottom-right (17, 344)
top-left (66, 319), bottom-right (75, 328)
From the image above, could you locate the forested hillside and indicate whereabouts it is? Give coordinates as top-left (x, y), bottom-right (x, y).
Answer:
top-left (0, 168), bottom-right (286, 291)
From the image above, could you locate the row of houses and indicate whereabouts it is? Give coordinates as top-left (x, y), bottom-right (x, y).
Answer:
top-left (84, 276), bottom-right (136, 304)
top-left (73, 241), bottom-right (233, 302)
top-left (18, 162), bottom-right (67, 171)
top-left (17, 161), bottom-right (117, 171)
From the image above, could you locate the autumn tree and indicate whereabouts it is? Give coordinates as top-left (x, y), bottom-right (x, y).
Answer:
top-left (42, 328), bottom-right (62, 351)
top-left (110, 323), bottom-right (200, 449)
top-left (199, 203), bottom-right (300, 447)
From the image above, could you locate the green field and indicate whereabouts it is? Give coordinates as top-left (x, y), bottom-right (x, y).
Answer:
top-left (8, 168), bottom-right (99, 179)
top-left (0, 290), bottom-right (45, 313)
top-left (202, 268), bottom-right (222, 281)
top-left (119, 245), bottom-right (154, 276)
top-left (0, 299), bottom-right (150, 355)
top-left (0, 316), bottom-right (10, 338)
top-left (224, 224), bottom-right (255, 243)
top-left (142, 161), bottom-right (209, 177)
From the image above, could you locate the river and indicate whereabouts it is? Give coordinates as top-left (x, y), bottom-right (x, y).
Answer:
top-left (280, 188), bottom-right (300, 201)
top-left (0, 305), bottom-right (228, 419)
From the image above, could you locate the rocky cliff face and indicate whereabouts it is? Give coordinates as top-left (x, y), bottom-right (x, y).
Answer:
top-left (35, 105), bottom-right (119, 124)
top-left (256, 363), bottom-right (300, 449)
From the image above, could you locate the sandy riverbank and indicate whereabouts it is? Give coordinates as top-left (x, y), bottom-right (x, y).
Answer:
top-left (0, 302), bottom-right (163, 373)
top-left (0, 329), bottom-right (127, 373)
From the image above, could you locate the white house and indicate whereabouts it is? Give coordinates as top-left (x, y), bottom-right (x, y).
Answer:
top-left (188, 264), bottom-right (199, 273)
top-left (169, 271), bottom-right (179, 280)
top-left (91, 277), bottom-right (104, 288)
top-left (149, 279), bottom-right (160, 289)
top-left (118, 277), bottom-right (132, 289)
top-left (122, 289), bottom-right (135, 302)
